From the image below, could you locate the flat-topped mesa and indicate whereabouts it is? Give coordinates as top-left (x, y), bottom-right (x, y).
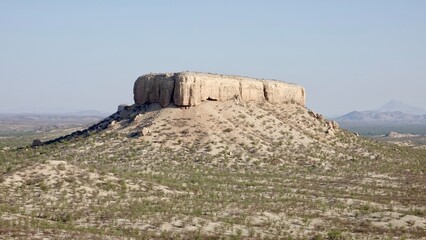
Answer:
top-left (133, 72), bottom-right (305, 107)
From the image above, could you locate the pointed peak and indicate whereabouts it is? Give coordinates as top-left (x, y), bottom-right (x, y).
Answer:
top-left (375, 100), bottom-right (426, 115)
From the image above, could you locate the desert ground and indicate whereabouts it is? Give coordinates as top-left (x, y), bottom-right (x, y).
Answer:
top-left (0, 100), bottom-right (425, 239)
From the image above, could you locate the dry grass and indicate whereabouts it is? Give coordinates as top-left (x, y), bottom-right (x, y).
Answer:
top-left (0, 100), bottom-right (425, 239)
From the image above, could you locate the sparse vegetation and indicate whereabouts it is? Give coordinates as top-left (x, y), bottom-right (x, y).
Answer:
top-left (0, 101), bottom-right (425, 239)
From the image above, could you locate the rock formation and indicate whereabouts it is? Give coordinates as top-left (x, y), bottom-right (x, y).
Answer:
top-left (134, 72), bottom-right (305, 107)
top-left (31, 139), bottom-right (43, 148)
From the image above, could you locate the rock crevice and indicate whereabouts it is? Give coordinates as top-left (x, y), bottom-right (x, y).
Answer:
top-left (134, 72), bottom-right (305, 107)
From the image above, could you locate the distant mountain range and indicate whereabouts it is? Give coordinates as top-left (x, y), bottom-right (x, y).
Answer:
top-left (0, 110), bottom-right (110, 117)
top-left (374, 100), bottom-right (426, 115)
top-left (336, 111), bottom-right (426, 123)
top-left (335, 100), bottom-right (426, 124)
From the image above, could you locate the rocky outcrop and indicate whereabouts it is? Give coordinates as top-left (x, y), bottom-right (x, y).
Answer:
top-left (133, 73), bottom-right (176, 108)
top-left (117, 104), bottom-right (129, 112)
top-left (31, 139), bottom-right (43, 148)
top-left (134, 72), bottom-right (305, 107)
top-left (326, 121), bottom-right (340, 135)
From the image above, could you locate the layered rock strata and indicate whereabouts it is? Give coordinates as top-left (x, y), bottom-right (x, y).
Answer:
top-left (133, 72), bottom-right (305, 107)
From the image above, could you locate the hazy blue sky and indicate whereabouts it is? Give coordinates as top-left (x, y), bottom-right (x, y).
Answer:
top-left (1, 1), bottom-right (425, 115)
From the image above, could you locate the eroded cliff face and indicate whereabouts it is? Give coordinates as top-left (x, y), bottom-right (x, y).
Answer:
top-left (133, 72), bottom-right (305, 107)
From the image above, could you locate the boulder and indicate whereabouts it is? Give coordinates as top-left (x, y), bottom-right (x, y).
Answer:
top-left (32, 139), bottom-right (43, 148)
top-left (141, 127), bottom-right (150, 136)
top-left (328, 121), bottom-right (339, 130)
top-left (326, 121), bottom-right (340, 135)
top-left (117, 104), bottom-right (129, 112)
top-left (109, 120), bottom-right (118, 128)
top-left (309, 111), bottom-right (325, 122)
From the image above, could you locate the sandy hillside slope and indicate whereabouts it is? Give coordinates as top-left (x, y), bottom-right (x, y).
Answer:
top-left (0, 98), bottom-right (425, 239)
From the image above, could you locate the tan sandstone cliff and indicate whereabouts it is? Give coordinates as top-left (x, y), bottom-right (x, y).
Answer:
top-left (133, 72), bottom-right (305, 107)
